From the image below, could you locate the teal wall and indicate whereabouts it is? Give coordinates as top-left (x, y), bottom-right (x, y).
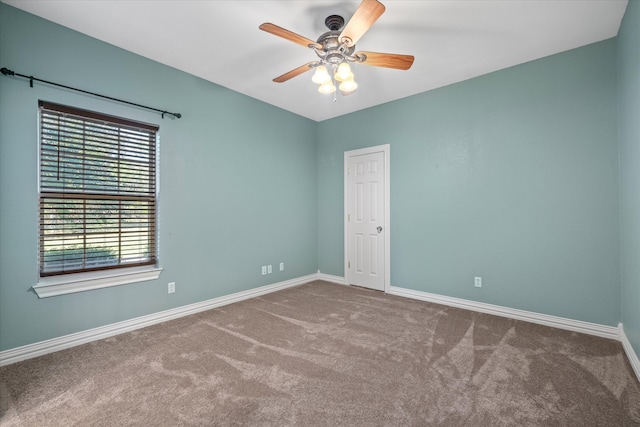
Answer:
top-left (0, 4), bottom-right (318, 351)
top-left (0, 2), bottom-right (633, 353)
top-left (618, 0), bottom-right (640, 358)
top-left (318, 39), bottom-right (621, 326)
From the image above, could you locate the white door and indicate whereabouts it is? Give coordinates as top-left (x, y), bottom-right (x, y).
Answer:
top-left (345, 145), bottom-right (389, 291)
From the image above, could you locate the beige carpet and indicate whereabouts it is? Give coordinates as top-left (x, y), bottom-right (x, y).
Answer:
top-left (1, 281), bottom-right (639, 426)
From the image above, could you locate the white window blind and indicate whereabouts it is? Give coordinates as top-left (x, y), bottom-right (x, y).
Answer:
top-left (39, 101), bottom-right (158, 276)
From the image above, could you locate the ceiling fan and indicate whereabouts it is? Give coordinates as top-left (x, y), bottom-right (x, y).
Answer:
top-left (259, 0), bottom-right (414, 96)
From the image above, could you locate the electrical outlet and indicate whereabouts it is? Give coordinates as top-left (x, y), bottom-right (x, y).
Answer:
top-left (267, 265), bottom-right (272, 274)
top-left (168, 282), bottom-right (176, 294)
top-left (280, 262), bottom-right (284, 271)
top-left (261, 266), bottom-right (267, 275)
top-left (474, 277), bottom-right (482, 288)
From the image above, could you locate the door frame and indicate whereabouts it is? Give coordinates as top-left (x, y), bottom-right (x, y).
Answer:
top-left (344, 144), bottom-right (391, 293)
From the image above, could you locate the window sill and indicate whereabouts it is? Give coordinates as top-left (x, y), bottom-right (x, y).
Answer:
top-left (33, 266), bottom-right (163, 298)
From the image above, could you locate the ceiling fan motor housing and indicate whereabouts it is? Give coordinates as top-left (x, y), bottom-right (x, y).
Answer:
top-left (317, 15), bottom-right (355, 66)
top-left (317, 31), bottom-right (355, 64)
top-left (313, 15), bottom-right (356, 65)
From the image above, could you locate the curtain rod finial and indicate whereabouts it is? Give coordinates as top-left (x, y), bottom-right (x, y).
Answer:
top-left (163, 112), bottom-right (182, 119)
top-left (1, 67), bottom-right (15, 76)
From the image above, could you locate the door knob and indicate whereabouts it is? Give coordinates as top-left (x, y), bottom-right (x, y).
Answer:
top-left (377, 226), bottom-right (383, 233)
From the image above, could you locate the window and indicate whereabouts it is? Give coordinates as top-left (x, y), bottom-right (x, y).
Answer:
top-left (38, 101), bottom-right (158, 279)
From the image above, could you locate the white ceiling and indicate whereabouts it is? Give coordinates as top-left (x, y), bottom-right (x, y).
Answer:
top-left (3, 0), bottom-right (628, 122)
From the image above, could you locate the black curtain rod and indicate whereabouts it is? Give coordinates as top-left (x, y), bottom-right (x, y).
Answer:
top-left (0, 67), bottom-right (182, 119)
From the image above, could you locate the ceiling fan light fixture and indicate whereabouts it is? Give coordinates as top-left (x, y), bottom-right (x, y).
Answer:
top-left (311, 65), bottom-right (331, 84)
top-left (334, 62), bottom-right (354, 82)
top-left (260, 0), bottom-right (414, 100)
top-left (318, 81), bottom-right (336, 94)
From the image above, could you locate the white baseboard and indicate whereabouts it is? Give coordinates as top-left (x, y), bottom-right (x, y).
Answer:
top-left (388, 286), bottom-right (620, 340)
top-left (1, 275), bottom-right (630, 368)
top-left (395, 285), bottom-right (640, 381)
top-left (316, 271), bottom-right (347, 285)
top-left (619, 323), bottom-right (640, 383)
top-left (0, 274), bottom-right (318, 367)
top-left (312, 278), bottom-right (620, 340)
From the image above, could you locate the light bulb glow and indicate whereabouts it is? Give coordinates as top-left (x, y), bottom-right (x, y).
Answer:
top-left (334, 62), bottom-right (354, 82)
top-left (318, 81), bottom-right (336, 94)
top-left (311, 66), bottom-right (331, 84)
top-left (339, 78), bottom-right (358, 94)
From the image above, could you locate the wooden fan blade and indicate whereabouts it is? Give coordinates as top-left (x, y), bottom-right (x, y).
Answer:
top-left (259, 23), bottom-right (321, 49)
top-left (355, 51), bottom-right (414, 70)
top-left (273, 62), bottom-right (319, 83)
top-left (339, 0), bottom-right (386, 47)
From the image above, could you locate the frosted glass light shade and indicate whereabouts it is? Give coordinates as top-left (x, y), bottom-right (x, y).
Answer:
top-left (311, 66), bottom-right (331, 84)
top-left (339, 78), bottom-right (358, 95)
top-left (318, 81), bottom-right (336, 94)
top-left (334, 62), bottom-right (354, 82)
